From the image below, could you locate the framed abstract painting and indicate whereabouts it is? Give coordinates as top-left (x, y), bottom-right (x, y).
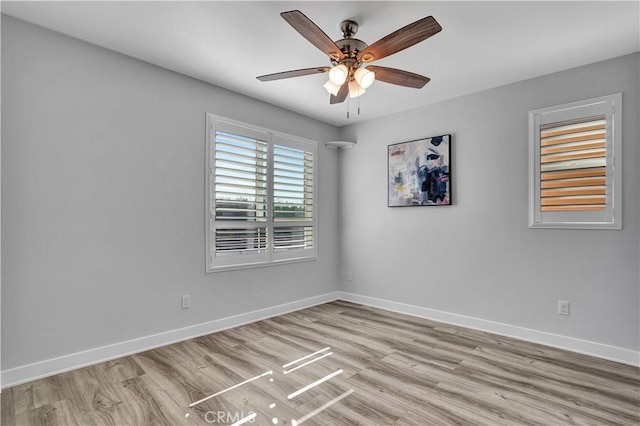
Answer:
top-left (388, 134), bottom-right (451, 207)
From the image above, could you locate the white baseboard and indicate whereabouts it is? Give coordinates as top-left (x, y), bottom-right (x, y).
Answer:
top-left (1, 292), bottom-right (339, 389)
top-left (337, 291), bottom-right (640, 367)
top-left (4, 290), bottom-right (637, 389)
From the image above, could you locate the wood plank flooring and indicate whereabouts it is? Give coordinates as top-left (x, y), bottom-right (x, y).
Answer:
top-left (2, 300), bottom-right (638, 425)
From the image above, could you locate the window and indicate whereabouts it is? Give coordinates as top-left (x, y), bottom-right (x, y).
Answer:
top-left (206, 114), bottom-right (317, 271)
top-left (528, 93), bottom-right (621, 229)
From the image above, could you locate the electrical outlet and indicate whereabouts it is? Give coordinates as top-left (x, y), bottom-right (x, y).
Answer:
top-left (558, 300), bottom-right (570, 316)
top-left (182, 295), bottom-right (191, 309)
top-left (346, 271), bottom-right (353, 281)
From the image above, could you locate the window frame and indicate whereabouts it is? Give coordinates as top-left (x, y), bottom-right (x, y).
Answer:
top-left (528, 93), bottom-right (622, 230)
top-left (205, 114), bottom-right (318, 272)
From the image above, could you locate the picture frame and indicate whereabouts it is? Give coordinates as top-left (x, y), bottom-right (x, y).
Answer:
top-left (388, 134), bottom-right (451, 207)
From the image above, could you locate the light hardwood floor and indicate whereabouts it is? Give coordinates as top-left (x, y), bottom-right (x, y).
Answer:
top-left (2, 301), bottom-right (639, 425)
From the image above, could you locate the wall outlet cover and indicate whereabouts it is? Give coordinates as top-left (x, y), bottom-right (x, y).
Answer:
top-left (182, 295), bottom-right (191, 309)
top-left (558, 300), bottom-right (570, 316)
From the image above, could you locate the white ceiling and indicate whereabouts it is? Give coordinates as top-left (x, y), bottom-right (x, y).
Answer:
top-left (2, 1), bottom-right (639, 127)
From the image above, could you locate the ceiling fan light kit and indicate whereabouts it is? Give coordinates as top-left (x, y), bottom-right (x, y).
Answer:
top-left (354, 67), bottom-right (375, 89)
top-left (348, 80), bottom-right (365, 98)
top-left (323, 80), bottom-right (342, 96)
top-left (328, 64), bottom-right (349, 85)
top-left (256, 10), bottom-right (442, 110)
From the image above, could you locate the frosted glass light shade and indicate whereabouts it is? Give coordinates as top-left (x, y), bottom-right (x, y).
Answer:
top-left (323, 80), bottom-right (341, 96)
top-left (348, 80), bottom-right (365, 98)
top-left (354, 68), bottom-right (375, 89)
top-left (328, 64), bottom-right (348, 85)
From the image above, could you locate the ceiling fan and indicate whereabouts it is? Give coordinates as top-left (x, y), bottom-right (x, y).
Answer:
top-left (257, 10), bottom-right (442, 104)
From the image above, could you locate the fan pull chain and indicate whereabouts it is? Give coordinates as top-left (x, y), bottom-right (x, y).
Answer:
top-left (347, 96), bottom-right (350, 119)
top-left (345, 95), bottom-right (362, 119)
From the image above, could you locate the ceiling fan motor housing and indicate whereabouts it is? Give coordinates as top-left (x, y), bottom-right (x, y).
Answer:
top-left (335, 38), bottom-right (368, 60)
top-left (335, 19), bottom-right (368, 62)
top-left (334, 38), bottom-right (368, 83)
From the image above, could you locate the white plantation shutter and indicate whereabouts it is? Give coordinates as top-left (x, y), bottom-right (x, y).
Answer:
top-left (529, 94), bottom-right (621, 229)
top-left (272, 143), bottom-right (315, 256)
top-left (206, 115), bottom-right (317, 271)
top-left (213, 130), bottom-right (269, 263)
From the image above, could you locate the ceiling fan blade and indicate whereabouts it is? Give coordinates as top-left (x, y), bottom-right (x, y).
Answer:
top-left (257, 67), bottom-right (330, 82)
top-left (357, 16), bottom-right (442, 63)
top-left (366, 66), bottom-right (430, 88)
top-left (330, 82), bottom-right (348, 104)
top-left (281, 10), bottom-right (345, 60)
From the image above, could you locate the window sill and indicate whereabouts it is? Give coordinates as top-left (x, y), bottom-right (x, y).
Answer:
top-left (206, 255), bottom-right (318, 273)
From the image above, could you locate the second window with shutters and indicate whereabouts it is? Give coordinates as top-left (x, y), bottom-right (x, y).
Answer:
top-left (206, 115), bottom-right (317, 272)
top-left (528, 94), bottom-right (622, 229)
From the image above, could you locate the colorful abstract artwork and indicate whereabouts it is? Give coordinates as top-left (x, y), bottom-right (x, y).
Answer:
top-left (388, 134), bottom-right (451, 207)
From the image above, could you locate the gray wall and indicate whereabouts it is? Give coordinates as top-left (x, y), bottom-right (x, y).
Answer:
top-left (337, 53), bottom-right (639, 351)
top-left (1, 15), bottom-right (341, 370)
